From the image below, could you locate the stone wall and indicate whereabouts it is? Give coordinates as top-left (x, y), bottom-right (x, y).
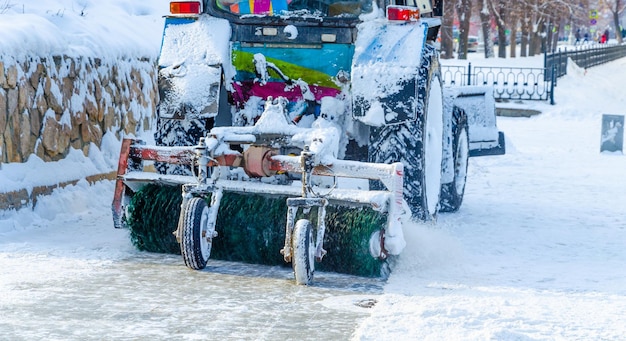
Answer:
top-left (0, 55), bottom-right (157, 163)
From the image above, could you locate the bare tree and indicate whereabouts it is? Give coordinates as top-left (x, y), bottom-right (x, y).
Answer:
top-left (0, 0), bottom-right (14, 14)
top-left (601, 0), bottom-right (626, 43)
top-left (441, 0), bottom-right (456, 59)
top-left (509, 11), bottom-right (521, 57)
top-left (456, 0), bottom-right (473, 59)
top-left (445, 0), bottom-right (603, 59)
top-left (520, 1), bottom-right (531, 57)
top-left (488, 0), bottom-right (510, 58)
top-left (521, 0), bottom-right (560, 56)
top-left (526, 0), bottom-right (590, 53)
top-left (476, 0), bottom-right (494, 58)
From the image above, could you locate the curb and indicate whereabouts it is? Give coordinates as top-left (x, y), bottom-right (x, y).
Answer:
top-left (496, 107), bottom-right (542, 118)
top-left (0, 171), bottom-right (117, 211)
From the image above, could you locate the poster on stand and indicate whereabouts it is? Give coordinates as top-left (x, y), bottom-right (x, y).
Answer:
top-left (600, 114), bottom-right (624, 153)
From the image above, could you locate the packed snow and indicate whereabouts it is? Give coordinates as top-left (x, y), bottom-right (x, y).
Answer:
top-left (2, 1), bottom-right (626, 339)
top-left (355, 56), bottom-right (626, 339)
top-left (0, 0), bottom-right (168, 60)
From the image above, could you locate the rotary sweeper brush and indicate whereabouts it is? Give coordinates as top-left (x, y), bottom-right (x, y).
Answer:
top-left (112, 0), bottom-right (505, 285)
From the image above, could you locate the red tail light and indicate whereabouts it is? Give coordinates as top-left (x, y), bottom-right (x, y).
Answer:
top-left (170, 1), bottom-right (202, 15)
top-left (386, 5), bottom-right (421, 21)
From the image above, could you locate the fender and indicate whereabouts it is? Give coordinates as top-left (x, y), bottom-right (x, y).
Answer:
top-left (157, 16), bottom-right (232, 120)
top-left (351, 20), bottom-right (429, 126)
top-left (444, 85), bottom-right (506, 157)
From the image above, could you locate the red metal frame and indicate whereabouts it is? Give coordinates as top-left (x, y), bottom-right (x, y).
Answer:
top-left (112, 139), bottom-right (133, 228)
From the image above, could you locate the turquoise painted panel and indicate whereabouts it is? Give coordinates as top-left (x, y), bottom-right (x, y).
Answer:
top-left (233, 43), bottom-right (354, 77)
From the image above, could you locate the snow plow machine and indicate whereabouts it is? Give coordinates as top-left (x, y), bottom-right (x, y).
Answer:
top-left (112, 0), bottom-right (504, 284)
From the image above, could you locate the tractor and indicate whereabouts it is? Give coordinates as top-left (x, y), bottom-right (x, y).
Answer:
top-left (112, 0), bottom-right (504, 285)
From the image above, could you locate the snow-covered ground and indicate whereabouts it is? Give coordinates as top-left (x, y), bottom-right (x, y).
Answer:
top-left (2, 1), bottom-right (626, 339)
top-left (355, 57), bottom-right (626, 339)
top-left (0, 0), bottom-right (168, 59)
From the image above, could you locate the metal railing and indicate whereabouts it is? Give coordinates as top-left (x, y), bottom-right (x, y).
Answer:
top-left (442, 43), bottom-right (626, 105)
top-left (545, 43), bottom-right (626, 80)
top-left (441, 63), bottom-right (553, 102)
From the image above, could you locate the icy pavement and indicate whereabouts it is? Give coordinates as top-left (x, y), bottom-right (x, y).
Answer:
top-left (0, 182), bottom-right (384, 340)
top-left (1, 254), bottom-right (381, 339)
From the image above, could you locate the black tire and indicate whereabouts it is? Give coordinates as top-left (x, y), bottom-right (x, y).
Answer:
top-left (181, 197), bottom-right (212, 270)
top-left (368, 44), bottom-right (443, 221)
top-left (154, 117), bottom-right (211, 175)
top-left (292, 219), bottom-right (315, 285)
top-left (439, 107), bottom-right (469, 212)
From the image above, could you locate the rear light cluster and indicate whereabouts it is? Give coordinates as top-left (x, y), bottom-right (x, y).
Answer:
top-left (386, 5), bottom-right (421, 21)
top-left (170, 1), bottom-right (202, 15)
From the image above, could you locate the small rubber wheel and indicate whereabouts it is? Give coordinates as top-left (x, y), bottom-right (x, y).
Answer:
top-left (181, 197), bottom-right (213, 270)
top-left (439, 107), bottom-right (469, 212)
top-left (292, 219), bottom-right (315, 285)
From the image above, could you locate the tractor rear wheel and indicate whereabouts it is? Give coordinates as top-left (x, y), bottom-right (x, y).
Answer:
top-left (292, 219), bottom-right (315, 285)
top-left (368, 44), bottom-right (443, 221)
top-left (154, 117), bottom-right (211, 175)
top-left (181, 197), bottom-right (213, 270)
top-left (439, 107), bottom-right (469, 212)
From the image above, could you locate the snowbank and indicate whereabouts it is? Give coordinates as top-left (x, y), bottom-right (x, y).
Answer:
top-left (0, 1), bottom-right (169, 60)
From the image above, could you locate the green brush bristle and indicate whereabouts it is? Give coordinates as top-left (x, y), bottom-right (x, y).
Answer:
top-left (126, 183), bottom-right (181, 254)
top-left (125, 184), bottom-right (387, 277)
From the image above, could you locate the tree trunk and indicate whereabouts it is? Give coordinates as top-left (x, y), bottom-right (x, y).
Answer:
top-left (478, 0), bottom-right (494, 58)
top-left (520, 16), bottom-right (529, 57)
top-left (456, 0), bottom-right (473, 60)
top-left (614, 8), bottom-right (623, 44)
top-left (545, 21), bottom-right (557, 53)
top-left (509, 15), bottom-right (519, 58)
top-left (497, 24), bottom-right (507, 58)
top-left (529, 21), bottom-right (545, 56)
top-left (441, 0), bottom-right (456, 59)
top-left (492, 0), bottom-right (508, 58)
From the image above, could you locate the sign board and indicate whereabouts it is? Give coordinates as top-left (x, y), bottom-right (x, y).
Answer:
top-left (600, 114), bottom-right (624, 153)
top-left (590, 10), bottom-right (598, 19)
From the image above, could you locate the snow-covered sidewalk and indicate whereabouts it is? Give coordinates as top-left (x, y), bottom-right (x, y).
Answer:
top-left (354, 57), bottom-right (626, 340)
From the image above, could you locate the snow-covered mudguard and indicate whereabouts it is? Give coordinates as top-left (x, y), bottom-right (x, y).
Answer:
top-left (154, 17), bottom-right (233, 174)
top-left (351, 21), bottom-right (430, 126)
top-left (444, 86), bottom-right (505, 157)
top-left (157, 17), bottom-right (230, 121)
top-left (350, 19), bottom-right (444, 221)
top-left (158, 62), bottom-right (221, 120)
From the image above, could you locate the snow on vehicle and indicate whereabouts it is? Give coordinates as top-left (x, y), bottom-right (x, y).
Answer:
top-left (112, 0), bottom-right (504, 285)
